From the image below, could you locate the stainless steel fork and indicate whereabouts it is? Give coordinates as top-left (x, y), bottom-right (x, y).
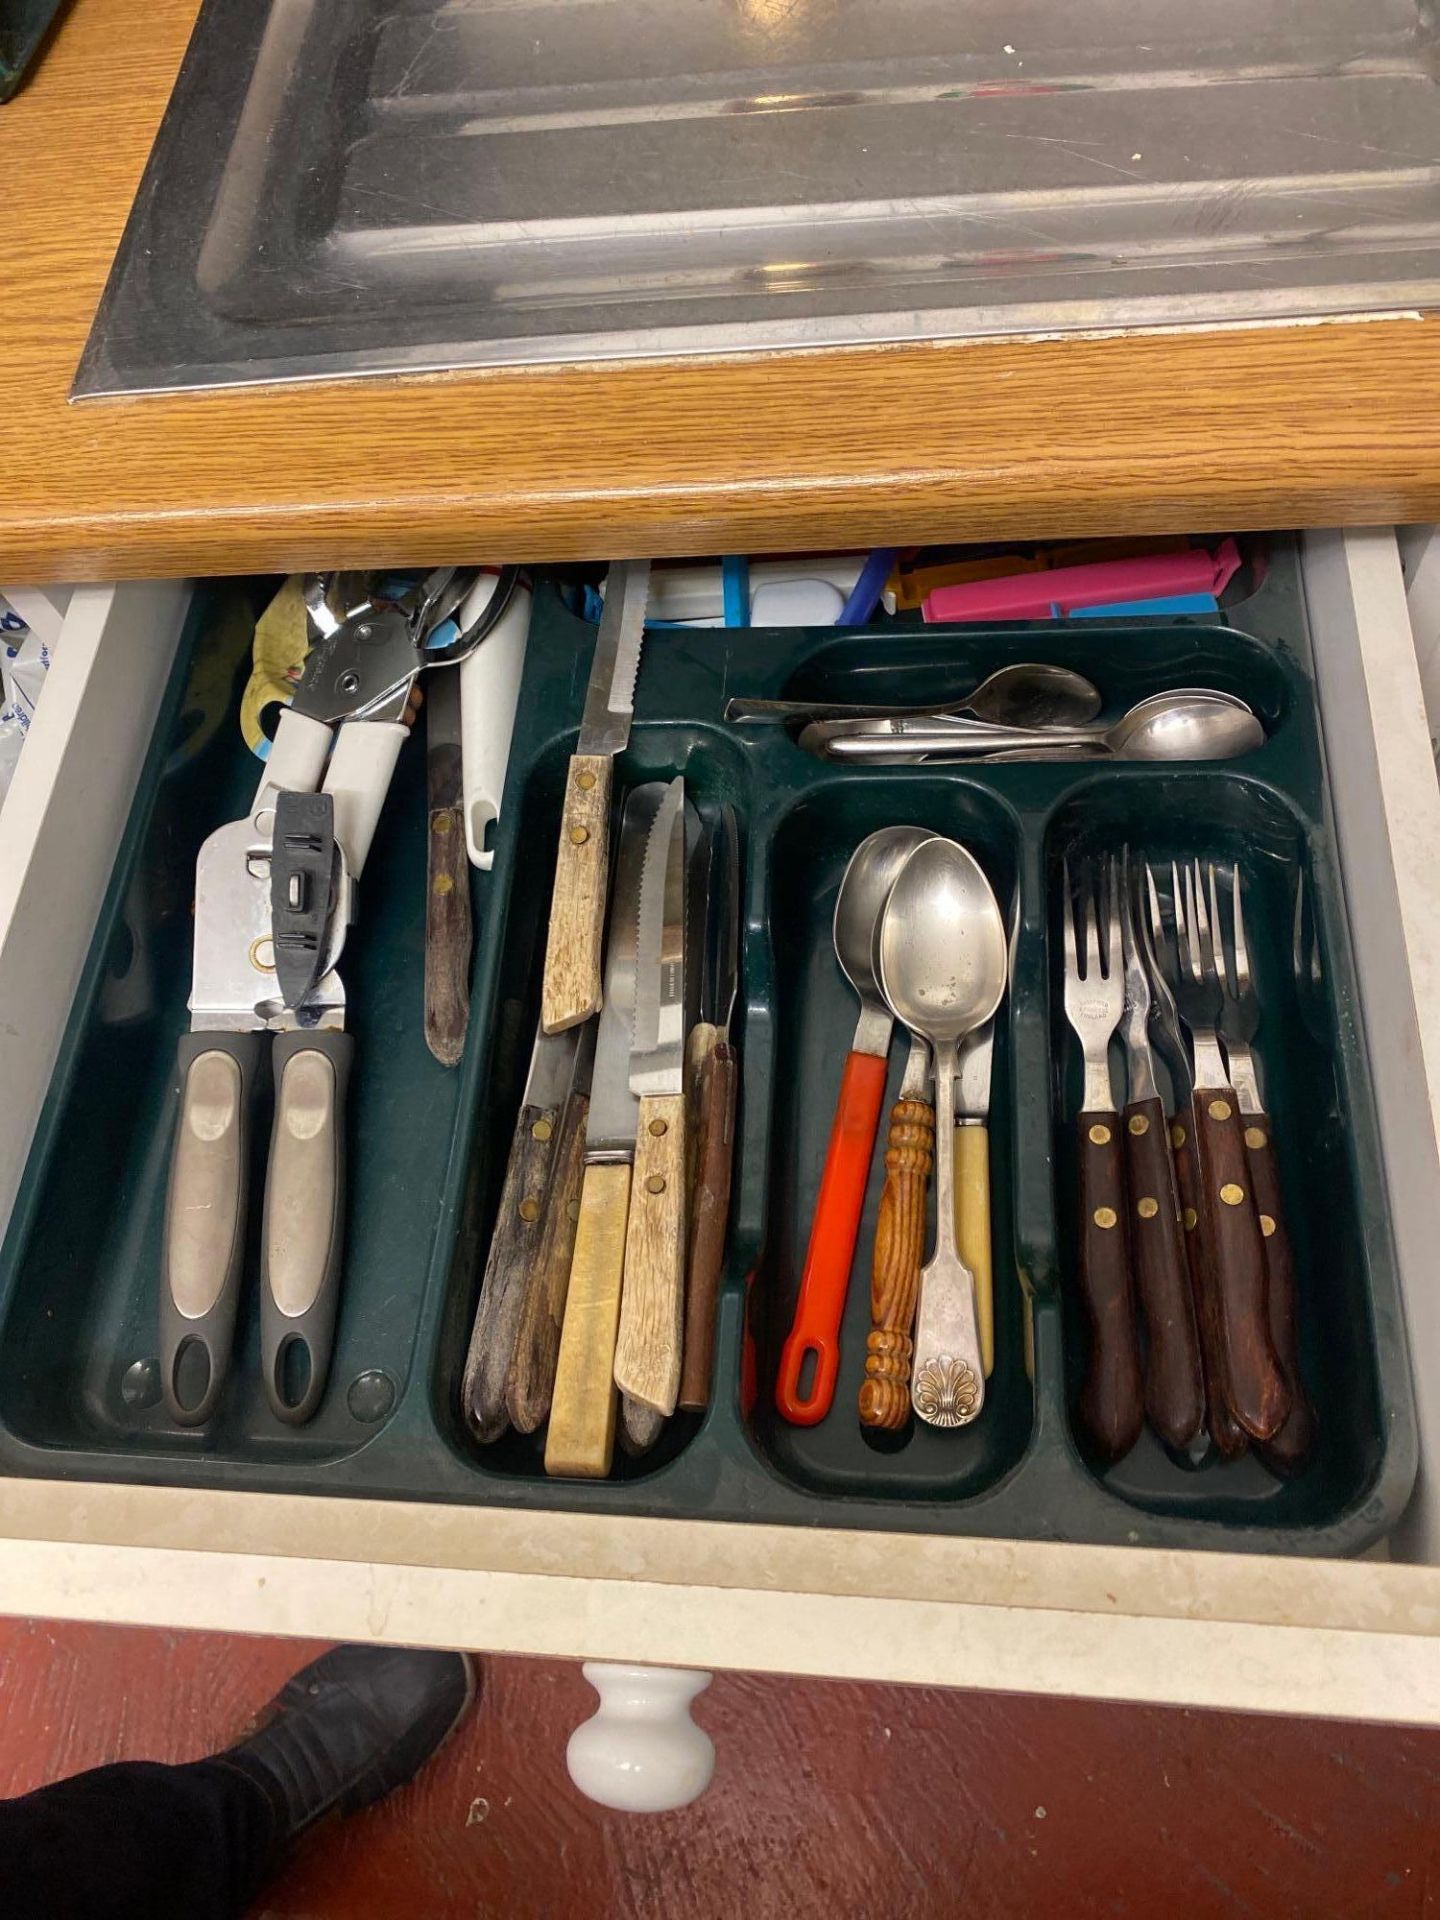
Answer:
top-left (1061, 860), bottom-right (1142, 1462)
top-left (1171, 859), bottom-right (1289, 1442)
top-left (1117, 856), bottom-right (1202, 1449)
top-left (1207, 864), bottom-right (1313, 1472)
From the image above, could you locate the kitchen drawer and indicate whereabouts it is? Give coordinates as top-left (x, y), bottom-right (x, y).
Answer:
top-left (0, 533), bottom-right (1437, 1726)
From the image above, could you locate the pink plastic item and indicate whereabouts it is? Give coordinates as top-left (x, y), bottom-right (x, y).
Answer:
top-left (923, 539), bottom-right (1242, 623)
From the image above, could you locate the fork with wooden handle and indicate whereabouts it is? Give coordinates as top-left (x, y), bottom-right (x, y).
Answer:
top-left (859, 1038), bottom-right (934, 1429)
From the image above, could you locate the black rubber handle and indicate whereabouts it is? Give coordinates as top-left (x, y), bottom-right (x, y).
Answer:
top-left (260, 1029), bottom-right (353, 1425)
top-left (160, 1032), bottom-right (266, 1427)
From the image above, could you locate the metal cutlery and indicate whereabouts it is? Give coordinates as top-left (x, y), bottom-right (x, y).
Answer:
top-left (540, 558), bottom-right (650, 1034)
top-left (1165, 859), bottom-right (1289, 1442)
top-left (724, 663), bottom-right (1101, 731)
top-left (1061, 861), bottom-right (1144, 1461)
top-left (1117, 858), bottom-right (1204, 1450)
top-left (424, 667), bottom-right (471, 1067)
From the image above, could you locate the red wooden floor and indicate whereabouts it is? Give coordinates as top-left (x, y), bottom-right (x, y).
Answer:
top-left (1, 1617), bottom-right (1437, 1917)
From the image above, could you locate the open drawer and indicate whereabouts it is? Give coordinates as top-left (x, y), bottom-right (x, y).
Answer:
top-left (0, 533), bottom-right (1437, 1726)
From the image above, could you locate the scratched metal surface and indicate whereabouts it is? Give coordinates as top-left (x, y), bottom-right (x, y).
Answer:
top-left (1, 1618), bottom-right (1438, 1915)
top-left (78, 0), bottom-right (1440, 396)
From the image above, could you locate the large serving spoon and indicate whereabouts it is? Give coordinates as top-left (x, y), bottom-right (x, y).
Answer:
top-left (725, 662), bottom-right (1102, 730)
top-left (804, 689), bottom-right (1263, 765)
top-left (774, 824), bottom-right (936, 1426)
top-left (876, 840), bottom-right (1009, 1429)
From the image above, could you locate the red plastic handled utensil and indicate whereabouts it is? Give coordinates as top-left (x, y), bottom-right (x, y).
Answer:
top-left (775, 1050), bottom-right (889, 1423)
top-left (774, 826), bottom-right (935, 1426)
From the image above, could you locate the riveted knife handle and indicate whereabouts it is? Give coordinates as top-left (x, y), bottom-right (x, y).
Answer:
top-left (260, 1029), bottom-right (353, 1426)
top-left (1076, 1111), bottom-right (1143, 1463)
top-left (506, 1090), bottom-right (588, 1434)
top-left (1192, 1089), bottom-right (1290, 1442)
top-left (462, 1101), bottom-right (558, 1443)
top-left (1171, 1112), bottom-right (1247, 1458)
top-left (955, 1123), bottom-right (994, 1379)
top-left (614, 1091), bottom-right (688, 1416)
top-left (1123, 1097), bottom-right (1204, 1450)
top-left (424, 799), bottom-right (471, 1068)
top-left (1246, 1112), bottom-right (1316, 1477)
top-left (679, 1029), bottom-right (738, 1413)
top-left (545, 1161), bottom-right (631, 1478)
top-left (161, 1032), bottom-right (266, 1427)
top-left (541, 754), bottom-right (612, 1034)
top-left (859, 1097), bottom-right (933, 1431)
top-left (776, 1048), bottom-right (888, 1426)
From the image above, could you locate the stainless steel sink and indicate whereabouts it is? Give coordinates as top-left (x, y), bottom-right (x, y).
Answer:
top-left (76, 0), bottom-right (1440, 397)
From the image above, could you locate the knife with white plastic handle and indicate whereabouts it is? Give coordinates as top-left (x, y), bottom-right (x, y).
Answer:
top-left (613, 777), bottom-right (688, 1416)
top-left (540, 559), bottom-right (650, 1033)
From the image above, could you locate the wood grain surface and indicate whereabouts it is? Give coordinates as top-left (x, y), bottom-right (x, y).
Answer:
top-left (6, 0), bottom-right (1440, 583)
top-left (544, 1162), bottom-right (630, 1480)
top-left (3, 1619), bottom-right (1440, 1920)
top-left (541, 757), bottom-right (612, 1035)
top-left (614, 1092), bottom-right (687, 1417)
top-left (859, 1098), bottom-right (933, 1431)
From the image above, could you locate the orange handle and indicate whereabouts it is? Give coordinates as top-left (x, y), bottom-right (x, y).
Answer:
top-left (776, 1049), bottom-right (889, 1425)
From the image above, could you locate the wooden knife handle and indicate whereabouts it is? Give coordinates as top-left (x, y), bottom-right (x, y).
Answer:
top-left (1122, 1096), bottom-right (1204, 1450)
top-left (424, 802), bottom-right (472, 1067)
top-left (679, 1030), bottom-right (738, 1413)
top-left (619, 1395), bottom-right (665, 1456)
top-left (461, 1102), bottom-right (556, 1443)
top-left (1076, 1111), bottom-right (1144, 1463)
top-left (505, 1090), bottom-right (588, 1435)
top-left (1246, 1112), bottom-right (1316, 1477)
top-left (540, 753), bottom-right (612, 1035)
top-left (955, 1123), bottom-right (994, 1379)
top-left (1192, 1090), bottom-right (1290, 1441)
top-left (1171, 1113), bottom-right (1247, 1459)
top-left (614, 1091), bottom-right (687, 1416)
top-left (859, 1097), bottom-right (934, 1430)
top-left (545, 1160), bottom-right (630, 1478)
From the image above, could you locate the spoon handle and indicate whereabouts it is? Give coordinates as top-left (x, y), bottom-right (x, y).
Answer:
top-left (776, 1049), bottom-right (888, 1425)
top-left (858, 1097), bottom-right (934, 1430)
top-left (1075, 1110), bottom-right (1144, 1462)
top-left (911, 1048), bottom-right (985, 1428)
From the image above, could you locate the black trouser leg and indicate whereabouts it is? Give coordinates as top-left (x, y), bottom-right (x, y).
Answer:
top-left (0, 1755), bottom-right (281, 1920)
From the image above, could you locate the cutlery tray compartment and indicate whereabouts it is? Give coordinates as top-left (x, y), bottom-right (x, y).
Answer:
top-left (0, 544), bottom-right (1415, 1555)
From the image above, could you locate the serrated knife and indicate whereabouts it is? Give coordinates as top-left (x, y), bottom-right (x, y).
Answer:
top-left (613, 776), bottom-right (689, 1416)
top-left (540, 559), bottom-right (651, 1034)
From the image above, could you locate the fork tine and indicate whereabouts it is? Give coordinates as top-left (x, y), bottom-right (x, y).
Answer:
top-left (1206, 862), bottom-right (1229, 995)
top-left (1231, 867), bottom-right (1251, 993)
top-left (1083, 871), bottom-right (1101, 979)
top-left (1145, 862), bottom-right (1166, 962)
top-left (1191, 859), bottom-right (1213, 979)
top-left (1106, 856), bottom-right (1123, 981)
top-left (1062, 856), bottom-right (1077, 976)
top-left (1174, 860), bottom-right (1195, 976)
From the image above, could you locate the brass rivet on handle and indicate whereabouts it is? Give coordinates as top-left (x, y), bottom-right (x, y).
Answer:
top-left (646, 1174), bottom-right (666, 1195)
top-left (1128, 1113), bottom-right (1149, 1137)
top-left (568, 825), bottom-right (590, 846)
top-left (1220, 1182), bottom-right (1245, 1207)
top-left (519, 1197), bottom-right (541, 1223)
top-left (1088, 1123), bottom-right (1111, 1146)
top-left (1260, 1214), bottom-right (1277, 1238)
top-left (648, 1117), bottom-right (668, 1137)
top-left (576, 770), bottom-right (597, 790)
top-left (531, 1118), bottom-right (553, 1143)
top-left (1208, 1098), bottom-right (1232, 1122)
top-left (1183, 1206), bottom-right (1198, 1231)
top-left (1137, 1196), bottom-right (1159, 1219)
top-left (432, 873), bottom-right (454, 897)
top-left (1094, 1206), bottom-right (1117, 1230)
top-left (1245, 1126), bottom-right (1267, 1150)
top-left (1171, 1123), bottom-right (1187, 1149)
top-left (433, 813), bottom-right (452, 835)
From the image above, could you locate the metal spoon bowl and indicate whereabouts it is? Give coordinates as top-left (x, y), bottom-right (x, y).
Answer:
top-left (833, 824), bottom-right (937, 1030)
top-left (725, 661), bottom-right (1102, 731)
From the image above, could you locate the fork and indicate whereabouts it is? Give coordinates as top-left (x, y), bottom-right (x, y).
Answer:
top-left (1172, 860), bottom-right (1289, 1441)
top-left (1062, 860), bottom-right (1143, 1462)
top-left (1143, 866), bottom-right (1247, 1459)
top-left (1209, 866), bottom-right (1314, 1474)
top-left (1118, 856), bottom-right (1203, 1449)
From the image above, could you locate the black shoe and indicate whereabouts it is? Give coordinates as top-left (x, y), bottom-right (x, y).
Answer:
top-left (218, 1645), bottom-right (477, 1842)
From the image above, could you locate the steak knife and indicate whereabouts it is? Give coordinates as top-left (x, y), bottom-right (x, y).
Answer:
top-left (424, 669), bottom-right (471, 1067)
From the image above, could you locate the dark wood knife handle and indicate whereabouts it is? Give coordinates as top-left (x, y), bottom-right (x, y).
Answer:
top-left (506, 1090), bottom-right (589, 1434)
top-left (1246, 1112), bottom-right (1316, 1477)
top-left (1122, 1097), bottom-right (1203, 1450)
top-left (1171, 1114), bottom-right (1247, 1458)
top-left (679, 1032), bottom-right (738, 1413)
top-left (1192, 1089), bottom-right (1290, 1441)
top-left (859, 1097), bottom-right (934, 1431)
top-left (462, 1103), bottom-right (555, 1442)
top-left (1076, 1112), bottom-right (1144, 1463)
top-left (425, 802), bottom-right (472, 1068)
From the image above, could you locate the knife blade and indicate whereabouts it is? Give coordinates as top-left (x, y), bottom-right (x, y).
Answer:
top-left (544, 782), bottom-right (663, 1477)
top-left (461, 1021), bottom-right (586, 1442)
top-left (540, 559), bottom-right (651, 1034)
top-left (679, 804), bottom-right (741, 1412)
top-left (614, 778), bottom-right (688, 1415)
top-left (425, 670), bottom-right (471, 1067)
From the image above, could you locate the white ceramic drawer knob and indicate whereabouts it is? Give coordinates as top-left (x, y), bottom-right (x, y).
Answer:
top-left (566, 1663), bottom-right (714, 1812)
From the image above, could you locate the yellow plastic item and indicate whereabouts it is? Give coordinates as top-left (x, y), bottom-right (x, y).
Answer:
top-left (240, 575), bottom-right (310, 757)
top-left (954, 1122), bottom-right (994, 1378)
